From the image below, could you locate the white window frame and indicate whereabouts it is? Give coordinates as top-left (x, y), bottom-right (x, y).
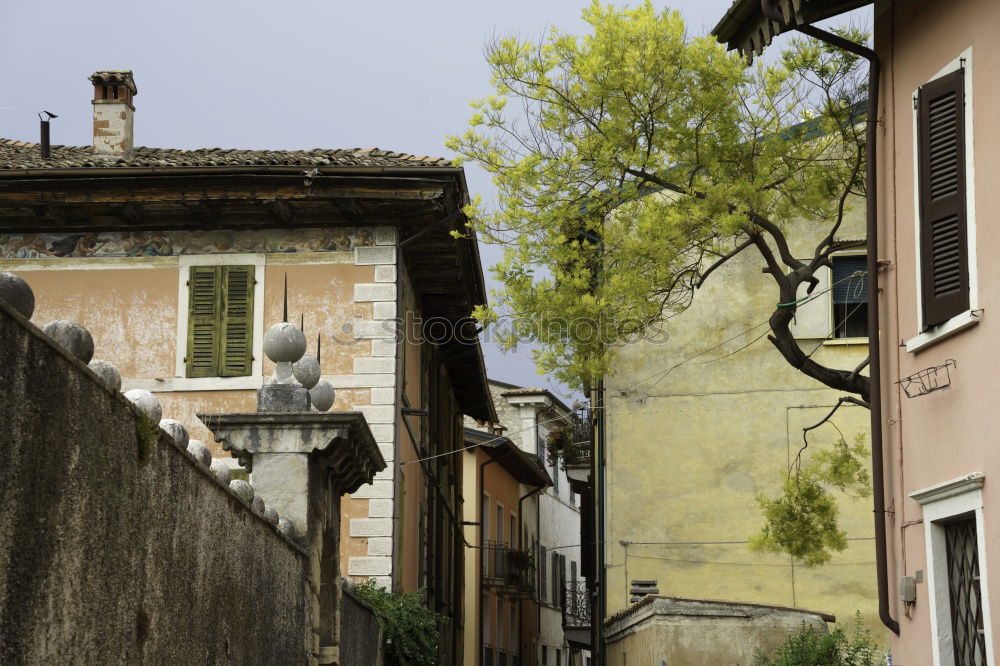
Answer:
top-left (910, 473), bottom-right (994, 665)
top-left (790, 249), bottom-right (869, 346)
top-left (827, 249), bottom-right (868, 345)
top-left (167, 253), bottom-right (266, 391)
top-left (906, 48), bottom-right (981, 353)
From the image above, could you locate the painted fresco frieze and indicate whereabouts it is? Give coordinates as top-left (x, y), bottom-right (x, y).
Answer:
top-left (0, 227), bottom-right (376, 259)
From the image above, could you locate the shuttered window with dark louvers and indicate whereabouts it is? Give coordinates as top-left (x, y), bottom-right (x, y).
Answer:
top-left (185, 265), bottom-right (255, 377)
top-left (917, 68), bottom-right (969, 328)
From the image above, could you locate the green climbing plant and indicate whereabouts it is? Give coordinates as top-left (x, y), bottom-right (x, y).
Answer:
top-left (354, 580), bottom-right (446, 666)
top-left (750, 434), bottom-right (871, 566)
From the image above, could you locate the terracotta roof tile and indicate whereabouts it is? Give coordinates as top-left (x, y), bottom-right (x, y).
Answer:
top-left (0, 139), bottom-right (455, 171)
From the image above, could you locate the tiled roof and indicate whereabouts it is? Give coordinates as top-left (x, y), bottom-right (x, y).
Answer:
top-left (0, 138), bottom-right (453, 171)
top-left (90, 70), bottom-right (138, 94)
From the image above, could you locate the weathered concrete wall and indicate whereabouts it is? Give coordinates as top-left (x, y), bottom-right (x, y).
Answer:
top-left (605, 204), bottom-right (881, 637)
top-left (605, 596), bottom-right (831, 666)
top-left (0, 301), bottom-right (308, 665)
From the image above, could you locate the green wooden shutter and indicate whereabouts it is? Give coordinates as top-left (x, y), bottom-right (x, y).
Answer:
top-left (219, 266), bottom-right (255, 377)
top-left (918, 68), bottom-right (969, 328)
top-left (186, 266), bottom-right (221, 377)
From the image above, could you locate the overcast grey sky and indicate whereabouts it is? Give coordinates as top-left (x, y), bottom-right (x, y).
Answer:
top-left (0, 1), bottom-right (866, 400)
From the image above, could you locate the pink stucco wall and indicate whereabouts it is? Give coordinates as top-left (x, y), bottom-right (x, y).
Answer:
top-left (876, 0), bottom-right (1000, 661)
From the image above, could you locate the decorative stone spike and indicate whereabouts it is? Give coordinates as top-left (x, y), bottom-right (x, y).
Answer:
top-left (229, 479), bottom-right (254, 504)
top-left (263, 505), bottom-right (279, 526)
top-left (309, 380), bottom-right (335, 412)
top-left (209, 460), bottom-right (231, 485)
top-left (292, 355), bottom-right (321, 390)
top-left (89, 359), bottom-right (122, 391)
top-left (42, 320), bottom-right (95, 363)
top-left (186, 439), bottom-right (212, 467)
top-left (123, 388), bottom-right (162, 422)
top-left (251, 494), bottom-right (265, 515)
top-left (277, 517), bottom-right (296, 539)
top-left (158, 419), bottom-right (189, 448)
top-left (0, 271), bottom-right (35, 319)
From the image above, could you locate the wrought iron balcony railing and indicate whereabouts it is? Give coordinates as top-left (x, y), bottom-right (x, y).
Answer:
top-left (561, 580), bottom-right (592, 630)
top-left (547, 407), bottom-right (593, 472)
top-left (482, 541), bottom-right (536, 599)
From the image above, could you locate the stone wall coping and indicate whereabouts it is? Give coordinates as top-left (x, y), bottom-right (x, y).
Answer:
top-left (605, 595), bottom-right (836, 637)
top-left (0, 297), bottom-right (308, 558)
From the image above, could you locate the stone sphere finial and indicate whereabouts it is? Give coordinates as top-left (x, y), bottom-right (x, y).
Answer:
top-left (43, 320), bottom-right (95, 363)
top-left (309, 380), bottom-right (335, 412)
top-left (159, 419), bottom-right (189, 448)
top-left (0, 271), bottom-right (35, 319)
top-left (229, 479), bottom-right (254, 504)
top-left (292, 355), bottom-right (321, 390)
top-left (251, 495), bottom-right (265, 515)
top-left (263, 505), bottom-right (279, 526)
top-left (123, 388), bottom-right (162, 422)
top-left (89, 360), bottom-right (122, 391)
top-left (186, 439), bottom-right (212, 467)
top-left (277, 517), bottom-right (296, 539)
top-left (209, 460), bottom-right (231, 485)
top-left (263, 322), bottom-right (307, 363)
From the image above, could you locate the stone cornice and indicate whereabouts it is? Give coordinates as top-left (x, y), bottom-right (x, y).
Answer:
top-left (199, 411), bottom-right (386, 494)
top-left (909, 472), bottom-right (985, 506)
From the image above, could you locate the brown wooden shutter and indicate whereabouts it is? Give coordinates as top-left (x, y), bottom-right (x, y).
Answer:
top-left (219, 266), bottom-right (255, 377)
top-left (186, 266), bottom-right (221, 377)
top-left (918, 68), bottom-right (969, 328)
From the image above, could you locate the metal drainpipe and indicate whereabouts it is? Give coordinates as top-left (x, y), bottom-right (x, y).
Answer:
top-left (760, 0), bottom-right (899, 635)
top-left (479, 458), bottom-right (498, 666)
top-left (518, 483), bottom-right (545, 661)
top-left (595, 380), bottom-right (607, 663)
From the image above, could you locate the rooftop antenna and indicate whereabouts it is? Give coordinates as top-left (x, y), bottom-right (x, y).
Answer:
top-left (283, 273), bottom-right (288, 323)
top-left (38, 110), bottom-right (57, 159)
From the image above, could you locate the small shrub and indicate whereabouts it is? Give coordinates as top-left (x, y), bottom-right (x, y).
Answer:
top-left (755, 612), bottom-right (886, 666)
top-left (354, 580), bottom-right (446, 666)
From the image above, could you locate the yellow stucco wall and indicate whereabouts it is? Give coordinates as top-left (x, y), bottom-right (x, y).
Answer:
top-left (604, 209), bottom-right (887, 639)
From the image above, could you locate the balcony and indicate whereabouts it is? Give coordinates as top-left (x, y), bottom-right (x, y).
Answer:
top-left (561, 581), bottom-right (593, 650)
top-left (482, 541), bottom-right (536, 599)
top-left (548, 408), bottom-right (593, 491)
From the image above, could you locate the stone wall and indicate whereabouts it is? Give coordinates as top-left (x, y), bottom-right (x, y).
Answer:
top-left (604, 596), bottom-right (833, 665)
top-left (0, 300), bottom-right (309, 664)
top-left (339, 584), bottom-right (384, 666)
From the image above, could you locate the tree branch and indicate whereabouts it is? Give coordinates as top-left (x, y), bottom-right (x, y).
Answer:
top-left (793, 395), bottom-right (871, 472)
top-left (696, 238), bottom-right (754, 288)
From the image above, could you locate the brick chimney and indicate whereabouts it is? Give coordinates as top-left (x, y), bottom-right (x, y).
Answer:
top-left (89, 70), bottom-right (137, 156)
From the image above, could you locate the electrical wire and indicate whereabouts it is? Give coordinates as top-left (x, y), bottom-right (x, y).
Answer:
top-left (401, 270), bottom-right (870, 466)
top-left (626, 553), bottom-right (876, 567)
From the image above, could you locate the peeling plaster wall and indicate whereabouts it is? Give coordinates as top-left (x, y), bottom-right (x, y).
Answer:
top-left (0, 302), bottom-right (307, 665)
top-left (1, 225), bottom-right (431, 598)
top-left (18, 266), bottom-right (178, 378)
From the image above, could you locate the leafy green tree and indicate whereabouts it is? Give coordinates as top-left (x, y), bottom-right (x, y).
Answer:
top-left (447, 1), bottom-right (869, 399)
